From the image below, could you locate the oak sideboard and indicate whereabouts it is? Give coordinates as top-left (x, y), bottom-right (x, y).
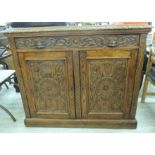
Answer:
top-left (4, 25), bottom-right (151, 128)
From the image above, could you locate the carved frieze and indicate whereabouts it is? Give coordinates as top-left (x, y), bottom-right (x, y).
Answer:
top-left (16, 35), bottom-right (139, 49)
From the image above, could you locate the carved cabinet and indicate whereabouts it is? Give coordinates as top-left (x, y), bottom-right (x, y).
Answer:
top-left (4, 25), bottom-right (151, 128)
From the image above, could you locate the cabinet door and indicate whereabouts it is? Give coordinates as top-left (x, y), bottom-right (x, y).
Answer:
top-left (80, 49), bottom-right (137, 119)
top-left (18, 51), bottom-right (75, 119)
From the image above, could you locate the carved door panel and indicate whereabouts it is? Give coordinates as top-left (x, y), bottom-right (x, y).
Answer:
top-left (80, 49), bottom-right (137, 119)
top-left (18, 51), bottom-right (75, 119)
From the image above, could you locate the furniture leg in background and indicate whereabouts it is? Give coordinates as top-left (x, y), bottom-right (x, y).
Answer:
top-left (0, 70), bottom-right (17, 122)
top-left (0, 104), bottom-right (16, 121)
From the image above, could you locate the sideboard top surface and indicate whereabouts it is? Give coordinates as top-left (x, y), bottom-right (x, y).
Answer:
top-left (3, 25), bottom-right (152, 37)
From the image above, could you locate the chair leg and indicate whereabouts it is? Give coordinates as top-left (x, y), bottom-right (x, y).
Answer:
top-left (4, 83), bottom-right (9, 89)
top-left (0, 104), bottom-right (16, 122)
top-left (141, 77), bottom-right (149, 103)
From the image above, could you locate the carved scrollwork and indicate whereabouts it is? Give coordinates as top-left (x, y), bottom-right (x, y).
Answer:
top-left (78, 37), bottom-right (105, 47)
top-left (16, 37), bottom-right (73, 49)
top-left (16, 35), bottom-right (139, 49)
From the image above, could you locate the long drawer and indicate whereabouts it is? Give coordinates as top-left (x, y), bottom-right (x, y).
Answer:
top-left (15, 35), bottom-right (139, 49)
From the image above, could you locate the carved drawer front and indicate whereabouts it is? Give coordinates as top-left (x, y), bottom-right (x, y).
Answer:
top-left (18, 51), bottom-right (75, 119)
top-left (15, 35), bottom-right (139, 49)
top-left (80, 49), bottom-right (137, 119)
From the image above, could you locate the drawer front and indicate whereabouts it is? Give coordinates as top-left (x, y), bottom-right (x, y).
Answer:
top-left (15, 35), bottom-right (139, 49)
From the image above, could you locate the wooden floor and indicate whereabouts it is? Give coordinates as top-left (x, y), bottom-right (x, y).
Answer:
top-left (0, 81), bottom-right (155, 133)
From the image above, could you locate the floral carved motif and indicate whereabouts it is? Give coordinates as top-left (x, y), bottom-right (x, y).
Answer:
top-left (28, 61), bottom-right (67, 113)
top-left (16, 35), bottom-right (139, 49)
top-left (89, 60), bottom-right (126, 112)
